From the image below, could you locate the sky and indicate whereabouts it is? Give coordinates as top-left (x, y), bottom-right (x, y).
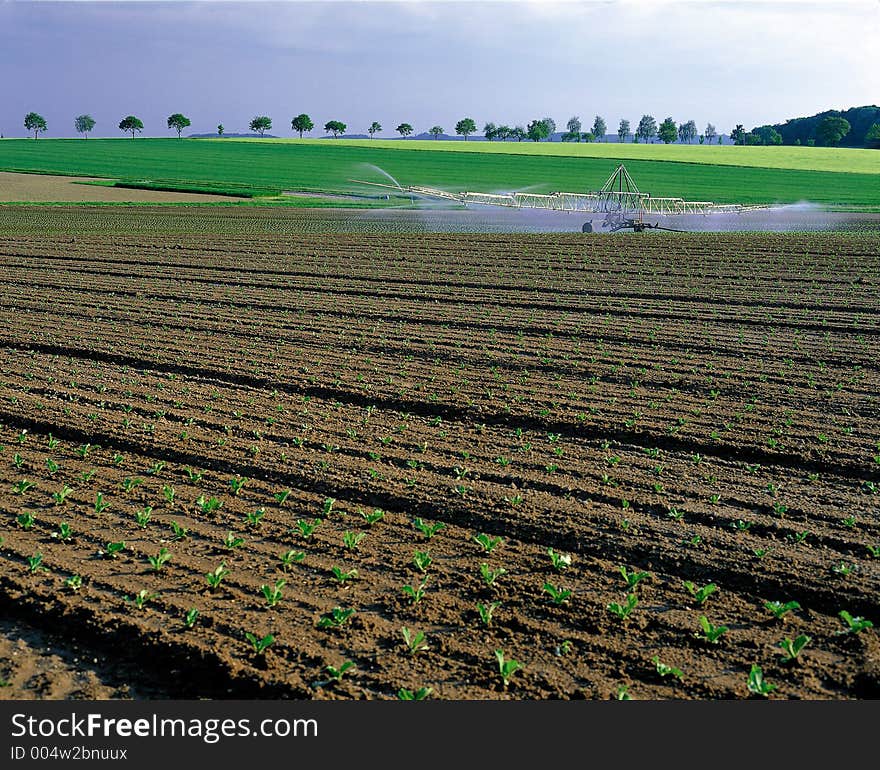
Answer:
top-left (0, 0), bottom-right (877, 138)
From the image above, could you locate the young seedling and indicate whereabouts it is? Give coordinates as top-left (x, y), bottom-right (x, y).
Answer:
top-left (321, 497), bottom-right (336, 517)
top-left (245, 632), bottom-right (275, 654)
top-left (135, 506), bottom-right (153, 529)
top-left (401, 627), bottom-right (429, 655)
top-left (185, 467), bottom-right (203, 483)
top-left (64, 574), bottom-right (83, 592)
top-left (121, 477), bottom-right (143, 492)
top-left (473, 533), bottom-right (503, 553)
top-left (229, 476), bottom-right (248, 495)
top-left (330, 566), bottom-right (358, 585)
top-left (52, 484), bottom-right (73, 505)
top-left (607, 593), bottom-right (638, 620)
top-left (619, 566), bottom-right (650, 590)
top-left (412, 550), bottom-right (432, 573)
top-left (615, 685), bottom-right (632, 700)
top-left (547, 548), bottom-right (572, 571)
top-left (16, 512), bottom-right (35, 530)
top-left (323, 660), bottom-right (356, 683)
top-left (206, 563), bottom-right (230, 590)
top-left (279, 549), bottom-right (305, 571)
top-left (127, 589), bottom-right (157, 610)
top-left (53, 522), bottom-right (72, 542)
top-left (245, 508), bottom-right (266, 528)
top-left (101, 541), bottom-right (125, 559)
top-left (402, 577), bottom-right (429, 605)
top-left (94, 492), bottom-right (110, 514)
top-left (477, 601), bottom-right (500, 627)
top-left (765, 600), bottom-right (800, 619)
top-left (413, 517), bottom-right (445, 540)
top-left (27, 552), bottom-right (47, 573)
top-left (747, 664), bottom-right (777, 697)
top-left (273, 489), bottom-right (292, 505)
top-left (495, 649), bottom-right (523, 687)
top-left (480, 563), bottom-right (507, 588)
top-left (397, 687), bottom-right (432, 701)
top-left (197, 496), bottom-right (222, 515)
top-left (12, 479), bottom-right (34, 494)
top-left (317, 606), bottom-right (356, 628)
top-left (838, 610), bottom-right (873, 635)
top-left (542, 582), bottom-right (573, 605)
top-left (683, 582), bottom-right (717, 606)
top-left (183, 608), bottom-right (199, 629)
top-left (652, 656), bottom-right (683, 681)
top-left (779, 634), bottom-right (810, 663)
top-left (697, 616), bottom-right (728, 644)
top-left (162, 485), bottom-right (176, 506)
top-left (294, 519), bottom-right (320, 539)
top-left (46, 458), bottom-right (59, 475)
top-left (170, 520), bottom-right (189, 540)
top-left (148, 547), bottom-right (172, 572)
top-left (261, 579), bottom-right (286, 607)
top-left (831, 561), bottom-right (853, 576)
top-left (360, 508), bottom-right (385, 526)
top-left (342, 531), bottom-right (366, 551)
top-left (222, 531), bottom-right (245, 550)
top-left (79, 470), bottom-right (96, 484)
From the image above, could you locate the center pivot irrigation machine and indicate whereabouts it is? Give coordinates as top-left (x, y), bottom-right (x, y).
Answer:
top-left (352, 163), bottom-right (767, 232)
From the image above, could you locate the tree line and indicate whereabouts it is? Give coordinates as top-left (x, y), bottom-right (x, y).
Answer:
top-left (17, 110), bottom-right (880, 148)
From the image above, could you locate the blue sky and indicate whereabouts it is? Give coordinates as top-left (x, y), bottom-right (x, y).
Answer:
top-left (1, 1), bottom-right (877, 138)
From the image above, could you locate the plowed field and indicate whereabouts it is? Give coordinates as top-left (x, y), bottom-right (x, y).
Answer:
top-left (0, 222), bottom-right (877, 700)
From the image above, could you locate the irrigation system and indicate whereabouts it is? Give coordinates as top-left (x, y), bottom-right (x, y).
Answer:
top-left (352, 163), bottom-right (768, 232)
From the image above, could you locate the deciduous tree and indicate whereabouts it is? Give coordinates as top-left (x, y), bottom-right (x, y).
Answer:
top-left (167, 113), bottom-right (191, 138)
top-left (324, 120), bottom-right (347, 138)
top-left (658, 117), bottom-right (677, 144)
top-left (119, 115), bottom-right (144, 139)
top-left (24, 112), bottom-right (47, 139)
top-left (249, 116), bottom-right (272, 136)
top-left (455, 117), bottom-right (477, 140)
top-left (816, 116), bottom-right (850, 147)
top-left (74, 114), bottom-right (95, 139)
top-left (291, 114), bottom-right (314, 138)
top-left (636, 115), bottom-right (657, 143)
top-left (526, 119), bottom-right (550, 142)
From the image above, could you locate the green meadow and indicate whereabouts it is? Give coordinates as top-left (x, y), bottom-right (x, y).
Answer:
top-left (1, 138), bottom-right (878, 207)
top-left (247, 137), bottom-right (880, 175)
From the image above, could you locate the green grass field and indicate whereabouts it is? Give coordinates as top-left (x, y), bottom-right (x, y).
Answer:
top-left (233, 137), bottom-right (880, 175)
top-left (1, 138), bottom-right (879, 207)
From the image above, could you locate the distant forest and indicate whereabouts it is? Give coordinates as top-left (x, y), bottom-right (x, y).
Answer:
top-left (757, 105), bottom-right (880, 148)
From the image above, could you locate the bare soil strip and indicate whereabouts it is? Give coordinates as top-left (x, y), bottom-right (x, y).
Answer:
top-left (0, 172), bottom-right (245, 203)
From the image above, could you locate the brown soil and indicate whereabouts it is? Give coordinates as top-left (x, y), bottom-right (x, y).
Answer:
top-left (0, 172), bottom-right (245, 203)
top-left (0, 216), bottom-right (877, 700)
